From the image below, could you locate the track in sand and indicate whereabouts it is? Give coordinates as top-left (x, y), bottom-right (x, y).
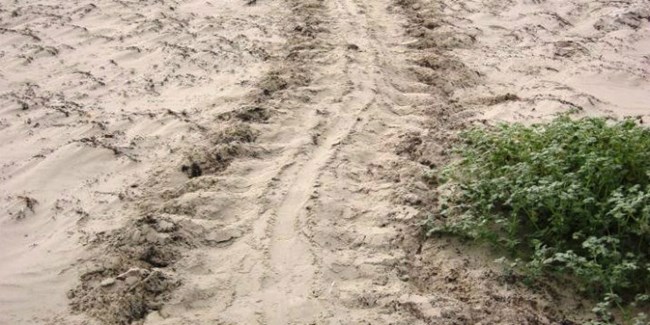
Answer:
top-left (3, 0), bottom-right (648, 323)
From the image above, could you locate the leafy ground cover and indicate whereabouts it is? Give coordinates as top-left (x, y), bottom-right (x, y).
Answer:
top-left (427, 116), bottom-right (650, 324)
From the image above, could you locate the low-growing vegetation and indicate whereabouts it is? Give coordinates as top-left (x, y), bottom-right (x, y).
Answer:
top-left (427, 116), bottom-right (649, 324)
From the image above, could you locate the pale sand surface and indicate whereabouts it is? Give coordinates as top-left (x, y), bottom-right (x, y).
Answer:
top-left (0, 0), bottom-right (647, 324)
top-left (450, 0), bottom-right (650, 123)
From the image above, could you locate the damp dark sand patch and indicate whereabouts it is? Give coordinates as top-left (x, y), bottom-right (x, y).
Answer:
top-left (218, 106), bottom-right (273, 123)
top-left (68, 216), bottom-right (206, 324)
top-left (182, 123), bottom-right (259, 178)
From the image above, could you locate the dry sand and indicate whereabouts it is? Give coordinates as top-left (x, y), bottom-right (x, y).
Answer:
top-left (0, 0), bottom-right (647, 324)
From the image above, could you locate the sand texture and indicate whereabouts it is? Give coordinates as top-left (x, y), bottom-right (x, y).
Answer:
top-left (0, 0), bottom-right (648, 324)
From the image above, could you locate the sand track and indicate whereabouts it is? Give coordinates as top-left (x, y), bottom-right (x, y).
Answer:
top-left (150, 0), bottom-right (437, 322)
top-left (1, 0), bottom-right (648, 324)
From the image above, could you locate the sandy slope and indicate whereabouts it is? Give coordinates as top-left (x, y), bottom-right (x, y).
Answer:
top-left (0, 0), bottom-right (647, 324)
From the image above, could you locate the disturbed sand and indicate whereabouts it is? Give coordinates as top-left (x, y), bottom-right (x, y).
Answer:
top-left (0, 0), bottom-right (648, 324)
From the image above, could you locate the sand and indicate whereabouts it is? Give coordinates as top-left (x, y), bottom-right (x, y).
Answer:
top-left (0, 0), bottom-right (647, 324)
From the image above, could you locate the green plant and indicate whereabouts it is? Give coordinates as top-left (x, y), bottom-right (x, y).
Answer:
top-left (428, 116), bottom-right (650, 323)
